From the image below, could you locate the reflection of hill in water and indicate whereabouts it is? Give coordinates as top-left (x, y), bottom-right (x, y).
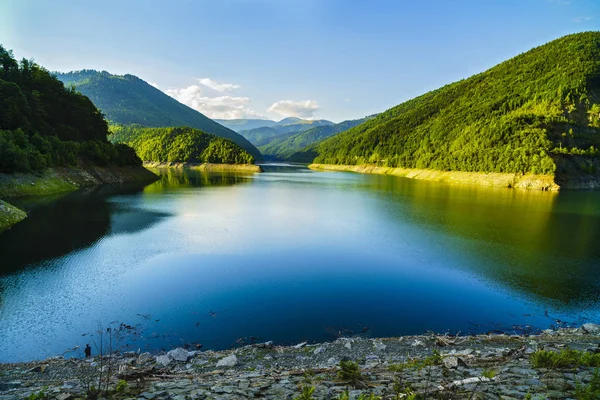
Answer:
top-left (0, 183), bottom-right (170, 275)
top-left (143, 168), bottom-right (254, 193)
top-left (365, 175), bottom-right (600, 309)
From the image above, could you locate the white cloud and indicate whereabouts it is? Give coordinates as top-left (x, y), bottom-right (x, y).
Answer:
top-left (197, 78), bottom-right (240, 92)
top-left (572, 16), bottom-right (593, 23)
top-left (148, 81), bottom-right (160, 89)
top-left (164, 79), bottom-right (261, 119)
top-left (267, 100), bottom-right (320, 118)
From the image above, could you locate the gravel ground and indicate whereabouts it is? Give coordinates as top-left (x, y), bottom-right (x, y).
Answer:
top-left (2, 326), bottom-right (600, 399)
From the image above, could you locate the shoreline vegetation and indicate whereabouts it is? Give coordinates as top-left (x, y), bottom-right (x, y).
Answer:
top-left (309, 163), bottom-right (563, 191)
top-left (143, 161), bottom-right (263, 173)
top-left (1, 326), bottom-right (600, 399)
top-left (0, 165), bottom-right (157, 231)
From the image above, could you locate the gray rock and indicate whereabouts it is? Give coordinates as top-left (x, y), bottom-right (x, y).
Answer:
top-left (374, 341), bottom-right (387, 351)
top-left (344, 342), bottom-right (352, 350)
top-left (443, 356), bottom-right (458, 369)
top-left (216, 354), bottom-right (238, 367)
top-left (138, 352), bottom-right (154, 364)
top-left (140, 392), bottom-right (156, 399)
top-left (314, 346), bottom-right (325, 354)
top-left (255, 341), bottom-right (274, 349)
top-left (582, 323), bottom-right (600, 333)
top-left (155, 354), bottom-right (172, 367)
top-left (293, 342), bottom-right (307, 349)
top-left (168, 347), bottom-right (189, 362)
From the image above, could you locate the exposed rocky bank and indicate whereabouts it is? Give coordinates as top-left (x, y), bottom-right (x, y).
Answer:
top-left (309, 164), bottom-right (565, 191)
top-left (0, 164), bottom-right (157, 231)
top-left (2, 326), bottom-right (600, 399)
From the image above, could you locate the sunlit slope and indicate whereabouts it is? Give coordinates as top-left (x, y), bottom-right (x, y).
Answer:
top-left (110, 125), bottom-right (255, 164)
top-left (311, 32), bottom-right (600, 180)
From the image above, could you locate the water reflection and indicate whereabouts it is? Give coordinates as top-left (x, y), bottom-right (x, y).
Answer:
top-left (0, 183), bottom-right (168, 275)
top-left (143, 168), bottom-right (255, 193)
top-left (357, 174), bottom-right (600, 308)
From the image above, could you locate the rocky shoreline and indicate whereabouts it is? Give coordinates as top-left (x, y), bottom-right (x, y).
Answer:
top-left (2, 326), bottom-right (600, 399)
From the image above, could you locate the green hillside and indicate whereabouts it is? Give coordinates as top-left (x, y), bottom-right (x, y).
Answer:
top-left (110, 125), bottom-right (254, 165)
top-left (259, 116), bottom-right (376, 160)
top-left (239, 118), bottom-right (334, 147)
top-left (0, 46), bottom-right (141, 173)
top-left (54, 70), bottom-right (262, 160)
top-left (311, 32), bottom-right (600, 179)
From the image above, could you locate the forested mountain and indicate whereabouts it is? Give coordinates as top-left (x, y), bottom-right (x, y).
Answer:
top-left (214, 119), bottom-right (277, 132)
top-left (110, 125), bottom-right (254, 165)
top-left (239, 118), bottom-right (334, 147)
top-left (55, 70), bottom-right (262, 160)
top-left (310, 32), bottom-right (600, 177)
top-left (0, 45), bottom-right (141, 173)
top-left (259, 116), bottom-right (376, 160)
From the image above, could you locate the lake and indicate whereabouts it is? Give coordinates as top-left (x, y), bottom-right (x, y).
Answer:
top-left (1, 164), bottom-right (599, 362)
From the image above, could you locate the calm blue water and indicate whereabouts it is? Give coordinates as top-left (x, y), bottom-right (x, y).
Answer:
top-left (1, 164), bottom-right (599, 362)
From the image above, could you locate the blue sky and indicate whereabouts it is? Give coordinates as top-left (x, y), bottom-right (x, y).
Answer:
top-left (1, 0), bottom-right (599, 122)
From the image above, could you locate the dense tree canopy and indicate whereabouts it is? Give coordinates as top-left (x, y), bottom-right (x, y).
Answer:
top-left (0, 45), bottom-right (140, 172)
top-left (309, 32), bottom-right (600, 176)
top-left (55, 70), bottom-right (262, 160)
top-left (110, 125), bottom-right (255, 165)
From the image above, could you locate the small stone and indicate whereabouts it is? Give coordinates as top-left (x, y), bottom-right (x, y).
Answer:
top-left (167, 347), bottom-right (189, 362)
top-left (344, 342), bottom-right (352, 350)
top-left (374, 341), bottom-right (387, 351)
top-left (155, 354), bottom-right (172, 367)
top-left (443, 356), bottom-right (458, 369)
top-left (216, 354), bottom-right (238, 367)
top-left (140, 392), bottom-right (156, 399)
top-left (314, 346), bottom-right (325, 354)
top-left (138, 352), bottom-right (154, 364)
top-left (525, 378), bottom-right (544, 387)
top-left (255, 341), bottom-right (274, 349)
top-left (56, 394), bottom-right (74, 400)
top-left (293, 342), bottom-right (307, 349)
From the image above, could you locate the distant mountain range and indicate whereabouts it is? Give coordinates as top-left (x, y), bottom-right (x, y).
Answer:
top-left (214, 119), bottom-right (277, 132)
top-left (236, 118), bottom-right (335, 147)
top-left (215, 117), bottom-right (334, 134)
top-left (259, 116), bottom-right (377, 160)
top-left (55, 70), bottom-right (262, 160)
